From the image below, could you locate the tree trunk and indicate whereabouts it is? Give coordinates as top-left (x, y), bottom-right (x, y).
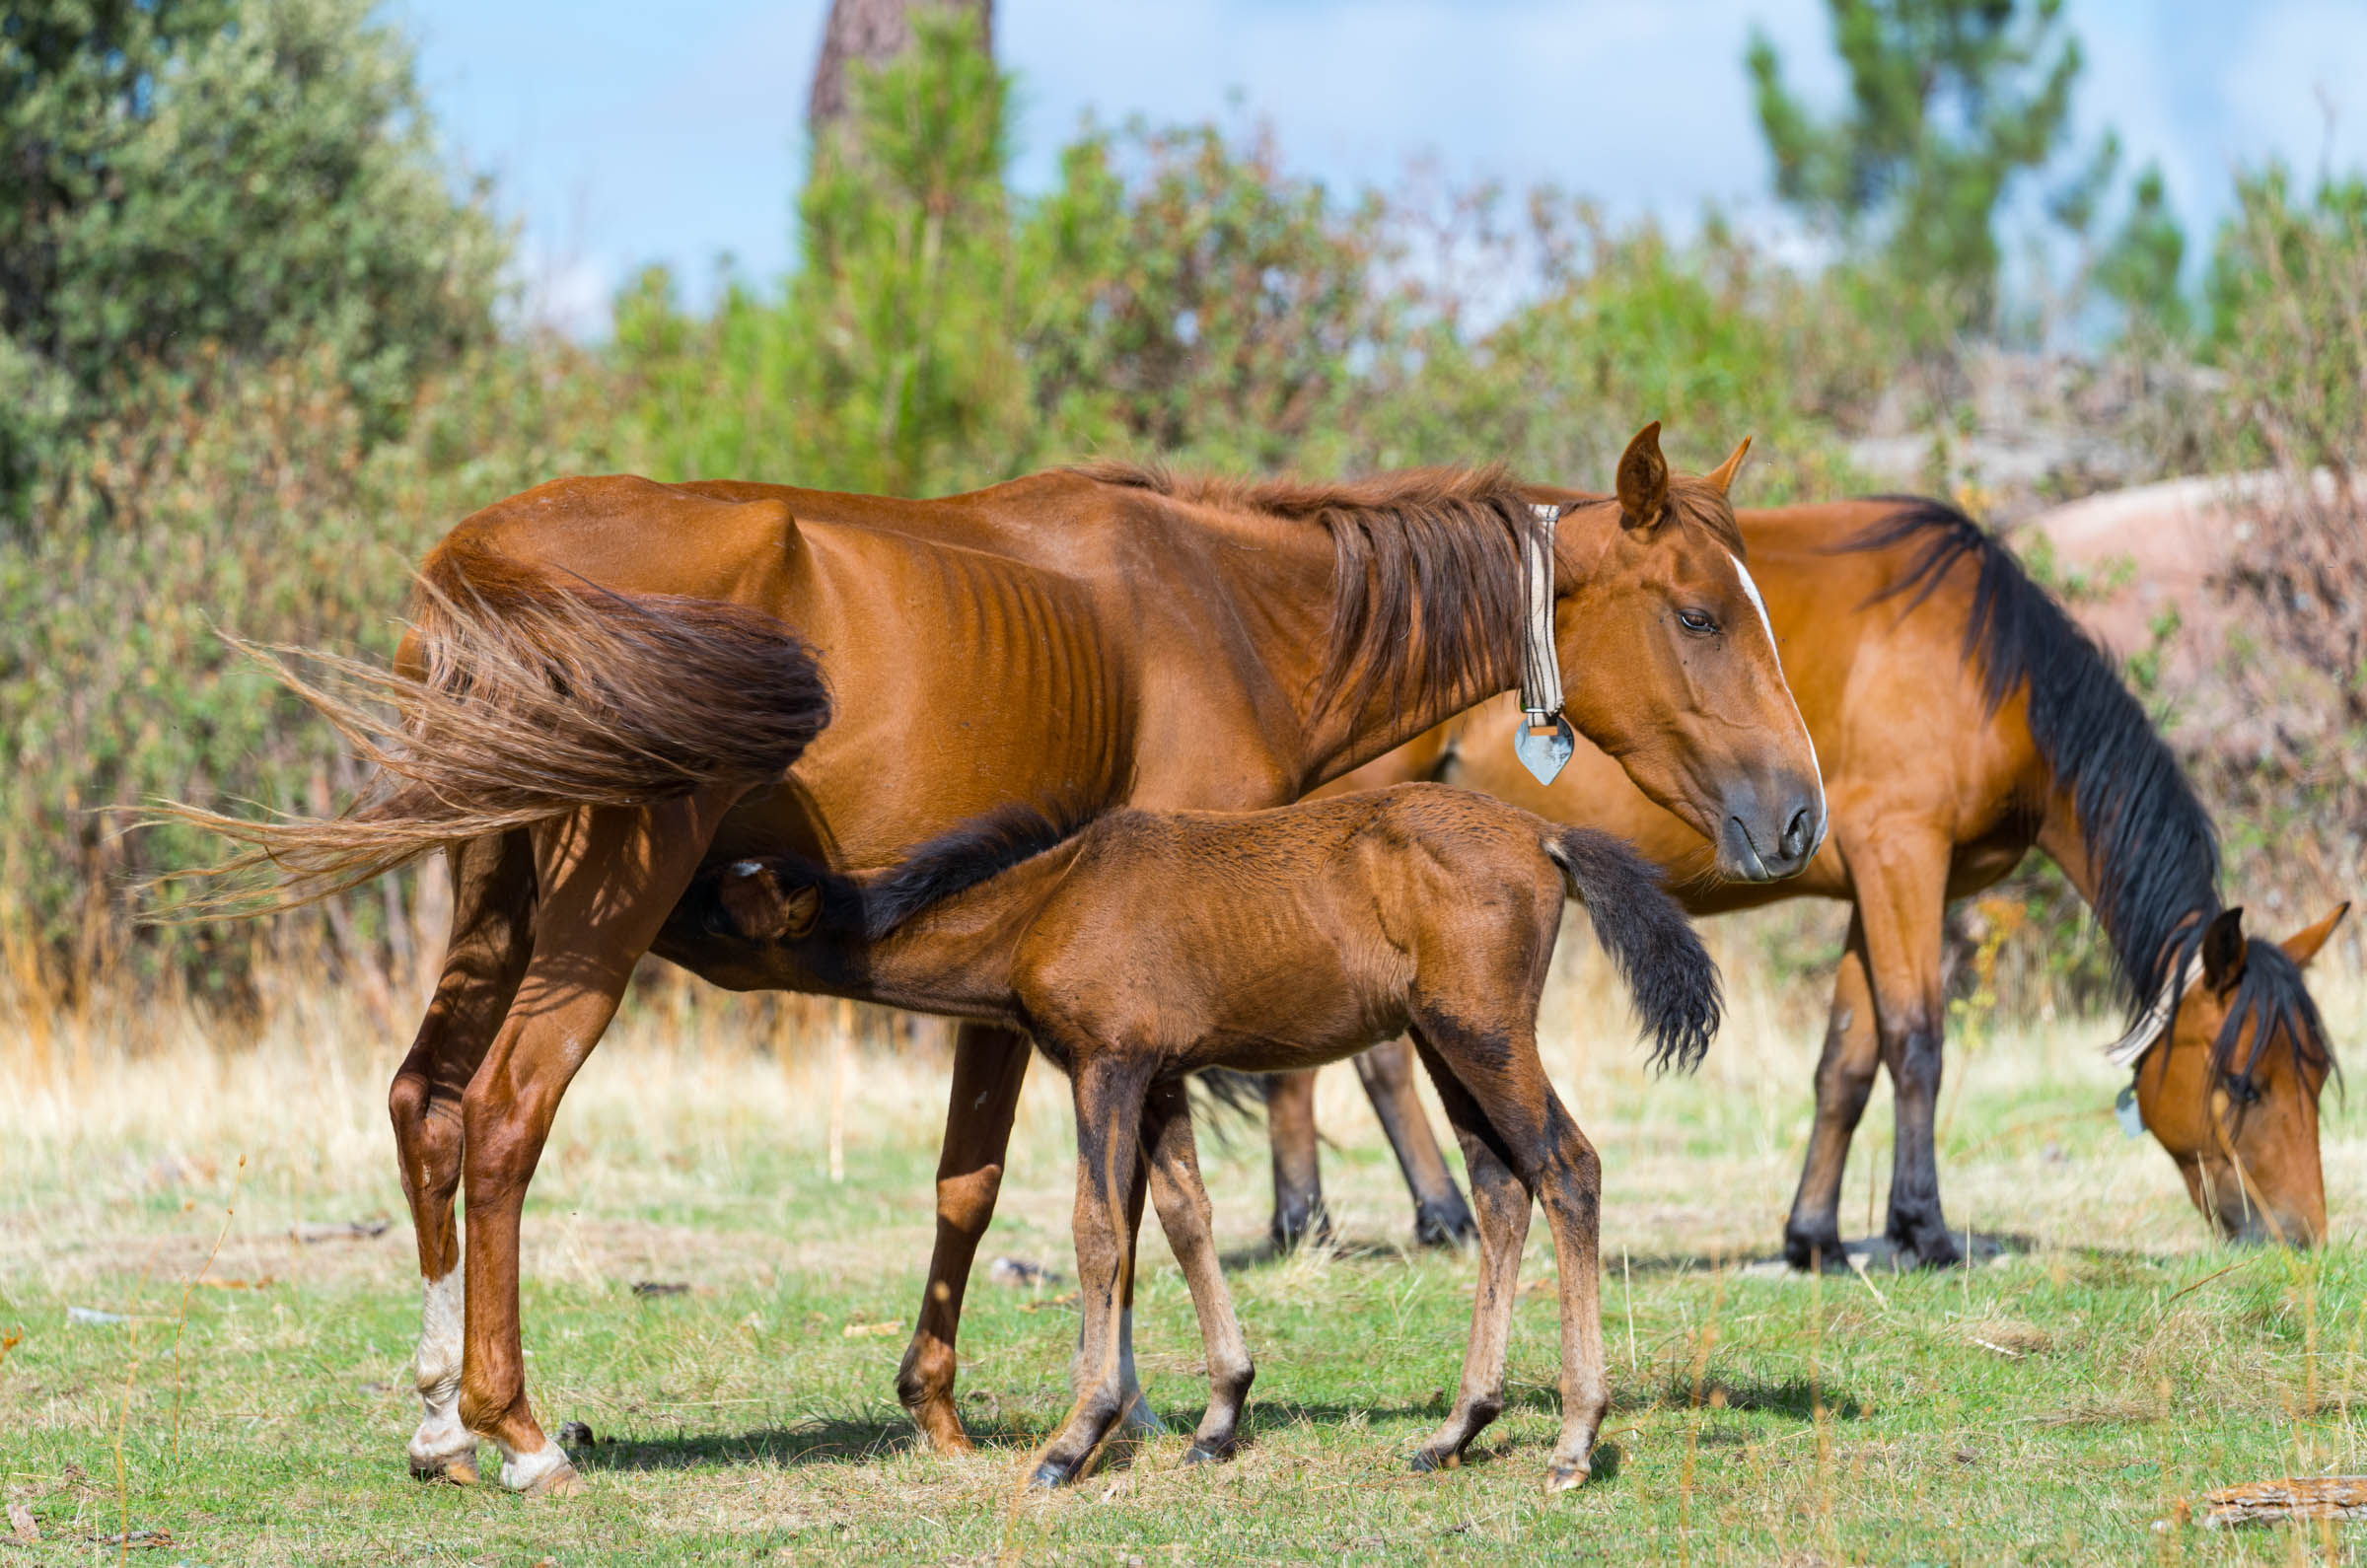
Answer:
top-left (808, 0), bottom-right (993, 132)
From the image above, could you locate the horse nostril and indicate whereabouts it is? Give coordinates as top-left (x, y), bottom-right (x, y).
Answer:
top-left (1780, 807), bottom-right (1815, 865)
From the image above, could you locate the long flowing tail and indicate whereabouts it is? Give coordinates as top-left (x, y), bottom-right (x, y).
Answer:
top-left (1545, 826), bottom-right (1722, 1072)
top-left (146, 545), bottom-right (830, 917)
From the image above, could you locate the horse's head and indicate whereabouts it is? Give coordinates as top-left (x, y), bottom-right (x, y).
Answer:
top-left (2133, 903), bottom-right (2347, 1246)
top-left (1556, 423), bottom-right (1826, 883)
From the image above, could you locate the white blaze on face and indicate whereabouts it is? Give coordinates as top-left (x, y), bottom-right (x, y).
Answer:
top-left (1725, 549), bottom-right (1827, 846)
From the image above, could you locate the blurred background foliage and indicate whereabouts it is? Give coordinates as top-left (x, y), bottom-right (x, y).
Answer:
top-left (2, 0), bottom-right (2362, 1022)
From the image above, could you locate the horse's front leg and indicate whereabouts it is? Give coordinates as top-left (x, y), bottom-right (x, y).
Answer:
top-left (1263, 1069), bottom-right (1330, 1248)
top-left (1353, 1037), bottom-right (1477, 1247)
top-left (896, 1022), bottom-right (1031, 1453)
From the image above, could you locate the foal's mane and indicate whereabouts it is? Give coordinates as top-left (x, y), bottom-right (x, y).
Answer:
top-left (1841, 498), bottom-right (2332, 1077)
top-left (1081, 462), bottom-right (1743, 723)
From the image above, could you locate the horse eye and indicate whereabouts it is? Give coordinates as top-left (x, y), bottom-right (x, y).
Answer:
top-left (1677, 608), bottom-right (1718, 635)
top-left (2224, 1074), bottom-right (2262, 1106)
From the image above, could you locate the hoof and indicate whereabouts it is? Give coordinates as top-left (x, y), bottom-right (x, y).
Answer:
top-left (408, 1449), bottom-right (478, 1486)
top-left (1545, 1462), bottom-right (1590, 1494)
top-left (1413, 1202), bottom-right (1478, 1250)
top-left (1408, 1447), bottom-right (1461, 1474)
top-left (1182, 1438), bottom-right (1236, 1466)
top-left (1028, 1460), bottom-right (1073, 1491)
top-left (1117, 1392), bottom-right (1168, 1439)
top-left (1269, 1203), bottom-right (1332, 1253)
top-left (520, 1461), bottom-right (583, 1499)
top-left (1782, 1225), bottom-right (1842, 1272)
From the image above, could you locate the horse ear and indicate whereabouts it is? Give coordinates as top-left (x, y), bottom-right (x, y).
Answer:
top-left (1704, 435), bottom-right (1753, 496)
top-left (781, 885), bottom-right (822, 940)
top-left (2201, 907), bottom-right (2248, 993)
top-left (1616, 421), bottom-right (1670, 530)
top-left (2280, 902), bottom-right (2349, 967)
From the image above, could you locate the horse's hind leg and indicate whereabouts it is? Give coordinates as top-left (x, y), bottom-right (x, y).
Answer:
top-left (456, 793), bottom-right (731, 1495)
top-left (1263, 1069), bottom-right (1330, 1249)
top-left (1354, 1038), bottom-right (1477, 1247)
top-left (1139, 1077), bottom-right (1254, 1463)
top-left (1400, 1030), bottom-right (1532, 1473)
top-left (390, 831), bottom-right (535, 1484)
top-left (1782, 917), bottom-right (1879, 1270)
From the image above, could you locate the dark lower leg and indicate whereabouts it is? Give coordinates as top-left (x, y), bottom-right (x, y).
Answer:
top-left (1033, 1054), bottom-right (1150, 1488)
top-left (1141, 1080), bottom-right (1254, 1462)
top-left (1264, 1069), bottom-right (1329, 1249)
top-left (1783, 931), bottom-right (1878, 1270)
top-left (1882, 1015), bottom-right (1956, 1265)
top-left (897, 1023), bottom-right (1030, 1453)
top-left (1353, 1038), bottom-right (1476, 1247)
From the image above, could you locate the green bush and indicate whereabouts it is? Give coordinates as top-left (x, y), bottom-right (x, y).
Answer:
top-left (0, 0), bottom-right (504, 525)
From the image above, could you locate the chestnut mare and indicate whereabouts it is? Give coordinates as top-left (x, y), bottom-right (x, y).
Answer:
top-left (686, 784), bottom-right (1721, 1490)
top-left (174, 425), bottom-right (1824, 1490)
top-left (1263, 497), bottom-right (2346, 1264)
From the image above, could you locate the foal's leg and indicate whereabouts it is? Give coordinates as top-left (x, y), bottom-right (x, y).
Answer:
top-left (1415, 1023), bottom-right (1612, 1491)
top-left (1353, 1038), bottom-right (1478, 1247)
top-left (1781, 916), bottom-right (1879, 1270)
top-left (457, 793), bottom-right (731, 1495)
top-left (1139, 1078), bottom-right (1255, 1463)
top-left (390, 831), bottom-right (535, 1484)
top-left (1263, 1069), bottom-right (1330, 1248)
top-left (1846, 830), bottom-right (1957, 1267)
top-left (897, 1022), bottom-right (1030, 1453)
top-left (1032, 1049), bottom-right (1156, 1488)
top-left (1401, 1033), bottom-right (1532, 1472)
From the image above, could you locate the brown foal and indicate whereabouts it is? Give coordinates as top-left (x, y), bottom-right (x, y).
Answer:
top-left (688, 783), bottom-right (1720, 1491)
top-left (1265, 496), bottom-right (2346, 1261)
top-left (165, 424), bottom-right (1821, 1488)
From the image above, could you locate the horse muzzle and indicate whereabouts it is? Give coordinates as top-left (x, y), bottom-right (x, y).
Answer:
top-left (1715, 788), bottom-right (1825, 884)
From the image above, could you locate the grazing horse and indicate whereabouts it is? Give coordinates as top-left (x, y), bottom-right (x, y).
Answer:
top-left (1261, 497), bottom-right (2346, 1263)
top-left (168, 424), bottom-right (1824, 1490)
top-left (689, 783), bottom-right (1721, 1491)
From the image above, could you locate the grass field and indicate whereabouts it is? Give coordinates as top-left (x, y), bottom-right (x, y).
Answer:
top-left (8, 918), bottom-right (2367, 1565)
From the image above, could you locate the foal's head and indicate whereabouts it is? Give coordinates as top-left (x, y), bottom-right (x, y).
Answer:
top-left (1556, 424), bottom-right (1825, 883)
top-left (2132, 903), bottom-right (2346, 1247)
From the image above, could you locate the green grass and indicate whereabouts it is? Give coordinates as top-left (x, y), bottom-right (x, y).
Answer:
top-left (7, 939), bottom-right (2367, 1564)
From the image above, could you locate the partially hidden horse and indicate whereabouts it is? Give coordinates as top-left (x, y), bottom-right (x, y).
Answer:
top-left (1261, 496), bottom-right (2347, 1264)
top-left (168, 424), bottom-right (1824, 1491)
top-left (688, 782), bottom-right (1721, 1491)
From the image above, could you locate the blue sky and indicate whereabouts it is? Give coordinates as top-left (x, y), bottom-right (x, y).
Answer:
top-left (389, 1), bottom-right (2367, 334)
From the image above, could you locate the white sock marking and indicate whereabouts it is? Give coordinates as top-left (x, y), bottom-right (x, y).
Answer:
top-left (407, 1266), bottom-right (474, 1468)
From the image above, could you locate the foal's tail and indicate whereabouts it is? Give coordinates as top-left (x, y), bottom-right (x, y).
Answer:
top-left (1545, 827), bottom-right (1721, 1072)
top-left (146, 545), bottom-right (830, 916)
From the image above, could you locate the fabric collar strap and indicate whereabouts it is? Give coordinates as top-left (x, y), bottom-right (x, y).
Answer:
top-left (2103, 949), bottom-right (2194, 1071)
top-left (1512, 503), bottom-right (1576, 786)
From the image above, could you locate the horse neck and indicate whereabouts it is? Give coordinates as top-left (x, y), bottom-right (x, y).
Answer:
top-left (1270, 502), bottom-right (1610, 793)
top-left (2034, 786), bottom-right (2213, 1010)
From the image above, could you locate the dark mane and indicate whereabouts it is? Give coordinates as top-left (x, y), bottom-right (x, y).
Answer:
top-left (1837, 498), bottom-right (2332, 1075)
top-left (1080, 461), bottom-right (1540, 720)
top-left (1082, 462), bottom-right (1748, 725)
top-left (2218, 937), bottom-right (2335, 1083)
